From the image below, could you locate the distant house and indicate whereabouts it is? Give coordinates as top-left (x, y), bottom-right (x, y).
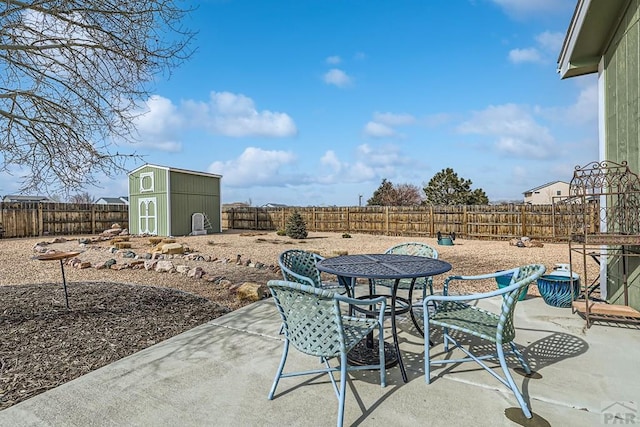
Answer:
top-left (523, 181), bottom-right (570, 205)
top-left (96, 196), bottom-right (129, 205)
top-left (2, 195), bottom-right (55, 203)
top-left (261, 203), bottom-right (287, 208)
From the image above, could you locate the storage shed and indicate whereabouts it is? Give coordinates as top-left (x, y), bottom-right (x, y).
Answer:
top-left (128, 164), bottom-right (222, 236)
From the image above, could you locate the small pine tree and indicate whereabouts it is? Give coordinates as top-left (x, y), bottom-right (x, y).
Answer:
top-left (285, 211), bottom-right (308, 239)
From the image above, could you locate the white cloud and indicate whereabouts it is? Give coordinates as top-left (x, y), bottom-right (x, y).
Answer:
top-left (565, 83), bottom-right (598, 125)
top-left (185, 91), bottom-right (297, 137)
top-left (508, 47), bottom-right (542, 64)
top-left (326, 55), bottom-right (341, 64)
top-left (208, 147), bottom-right (299, 187)
top-left (535, 31), bottom-right (565, 53)
top-left (130, 95), bottom-right (184, 152)
top-left (320, 150), bottom-right (342, 173)
top-left (323, 68), bottom-right (353, 88)
top-left (537, 80), bottom-right (598, 126)
top-left (363, 112), bottom-right (417, 138)
top-left (458, 103), bottom-right (554, 158)
top-left (128, 92), bottom-right (297, 152)
top-left (508, 31), bottom-right (566, 65)
top-left (363, 121), bottom-right (397, 138)
top-left (316, 144), bottom-right (411, 185)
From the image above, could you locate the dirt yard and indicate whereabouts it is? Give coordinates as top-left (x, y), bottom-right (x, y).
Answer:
top-left (0, 230), bottom-right (594, 410)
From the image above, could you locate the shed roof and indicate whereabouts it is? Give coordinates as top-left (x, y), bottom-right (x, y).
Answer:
top-left (129, 164), bottom-right (222, 179)
top-left (557, 0), bottom-right (629, 78)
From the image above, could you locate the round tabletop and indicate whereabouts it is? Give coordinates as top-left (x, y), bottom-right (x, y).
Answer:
top-left (316, 253), bottom-right (451, 279)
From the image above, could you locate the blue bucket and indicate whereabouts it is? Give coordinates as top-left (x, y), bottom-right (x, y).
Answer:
top-left (495, 272), bottom-right (528, 301)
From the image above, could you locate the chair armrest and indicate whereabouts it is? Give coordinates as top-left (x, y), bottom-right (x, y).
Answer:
top-left (424, 281), bottom-right (522, 306)
top-left (442, 267), bottom-right (520, 295)
top-left (336, 294), bottom-right (387, 324)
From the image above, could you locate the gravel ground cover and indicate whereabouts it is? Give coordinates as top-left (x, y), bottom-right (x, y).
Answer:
top-left (0, 230), bottom-right (594, 410)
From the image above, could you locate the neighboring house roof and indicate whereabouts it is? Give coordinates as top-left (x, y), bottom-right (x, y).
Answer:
top-left (2, 195), bottom-right (54, 203)
top-left (128, 163), bottom-right (222, 179)
top-left (557, 0), bottom-right (628, 78)
top-left (96, 197), bottom-right (129, 204)
top-left (523, 181), bottom-right (569, 194)
top-left (262, 203), bottom-right (287, 207)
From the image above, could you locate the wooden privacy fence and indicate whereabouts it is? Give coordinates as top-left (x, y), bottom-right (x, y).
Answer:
top-left (222, 204), bottom-right (597, 241)
top-left (0, 203), bottom-right (597, 241)
top-left (0, 202), bottom-right (128, 238)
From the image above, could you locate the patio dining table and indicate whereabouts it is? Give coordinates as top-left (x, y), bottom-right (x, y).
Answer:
top-left (316, 253), bottom-right (451, 383)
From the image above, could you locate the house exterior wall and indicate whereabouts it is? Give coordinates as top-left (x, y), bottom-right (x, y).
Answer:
top-left (603, 1), bottom-right (640, 310)
top-left (128, 165), bottom-right (170, 236)
top-left (604, 0), bottom-right (640, 172)
top-left (523, 182), bottom-right (570, 204)
top-left (168, 170), bottom-right (221, 235)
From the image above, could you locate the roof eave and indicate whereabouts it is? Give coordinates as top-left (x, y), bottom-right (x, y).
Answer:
top-left (557, 0), bottom-right (630, 79)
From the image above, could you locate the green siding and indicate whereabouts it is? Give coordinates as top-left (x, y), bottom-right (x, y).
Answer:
top-left (605, 0), bottom-right (640, 171)
top-left (168, 170), bottom-right (221, 236)
top-left (603, 1), bottom-right (640, 310)
top-left (128, 166), bottom-right (169, 236)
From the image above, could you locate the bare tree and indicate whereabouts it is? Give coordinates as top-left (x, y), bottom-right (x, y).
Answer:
top-left (68, 191), bottom-right (94, 204)
top-left (367, 179), bottom-right (423, 206)
top-left (0, 1), bottom-right (194, 194)
top-left (394, 183), bottom-right (423, 206)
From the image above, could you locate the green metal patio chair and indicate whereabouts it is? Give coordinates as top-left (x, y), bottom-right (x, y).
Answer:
top-left (422, 264), bottom-right (546, 419)
top-left (371, 242), bottom-right (438, 333)
top-left (267, 280), bottom-right (387, 427)
top-left (278, 249), bottom-right (347, 293)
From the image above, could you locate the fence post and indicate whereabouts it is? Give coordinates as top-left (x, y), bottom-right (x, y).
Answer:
top-left (385, 206), bottom-right (389, 235)
top-left (346, 207), bottom-right (350, 232)
top-left (91, 205), bottom-right (96, 234)
top-left (463, 205), bottom-right (468, 238)
top-left (38, 203), bottom-right (44, 236)
top-left (429, 205), bottom-right (434, 237)
top-left (521, 204), bottom-right (527, 236)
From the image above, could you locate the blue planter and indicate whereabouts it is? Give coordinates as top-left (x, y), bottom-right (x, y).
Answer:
top-left (536, 274), bottom-right (580, 308)
top-left (495, 272), bottom-right (528, 301)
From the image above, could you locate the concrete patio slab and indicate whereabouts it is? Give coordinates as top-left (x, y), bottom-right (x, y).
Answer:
top-left (1, 296), bottom-right (638, 426)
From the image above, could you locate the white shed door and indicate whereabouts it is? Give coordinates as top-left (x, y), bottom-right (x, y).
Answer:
top-left (139, 197), bottom-right (157, 235)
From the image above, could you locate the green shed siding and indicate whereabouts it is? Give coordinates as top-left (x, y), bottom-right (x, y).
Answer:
top-left (168, 170), bottom-right (221, 235)
top-left (602, 1), bottom-right (640, 310)
top-left (128, 166), bottom-right (170, 236)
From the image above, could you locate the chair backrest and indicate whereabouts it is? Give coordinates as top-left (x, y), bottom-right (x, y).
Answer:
top-left (268, 280), bottom-right (346, 357)
top-left (278, 249), bottom-right (324, 288)
top-left (385, 242), bottom-right (438, 259)
top-left (498, 264), bottom-right (546, 344)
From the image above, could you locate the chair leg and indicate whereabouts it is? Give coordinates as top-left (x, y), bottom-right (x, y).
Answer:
top-left (377, 325), bottom-right (386, 387)
top-left (268, 339), bottom-right (289, 400)
top-left (337, 353), bottom-right (348, 427)
top-left (509, 342), bottom-right (531, 375)
top-left (424, 317), bottom-right (432, 384)
top-left (496, 344), bottom-right (532, 419)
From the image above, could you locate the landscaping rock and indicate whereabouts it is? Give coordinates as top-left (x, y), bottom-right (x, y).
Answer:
top-left (236, 282), bottom-right (267, 302)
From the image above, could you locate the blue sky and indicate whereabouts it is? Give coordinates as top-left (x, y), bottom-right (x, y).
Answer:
top-left (5, 0), bottom-right (600, 206)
